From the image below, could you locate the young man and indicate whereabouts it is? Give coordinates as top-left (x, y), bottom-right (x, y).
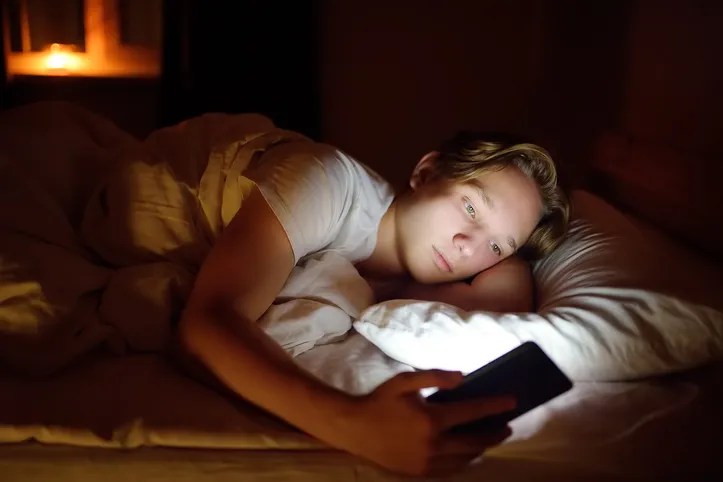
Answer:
top-left (178, 131), bottom-right (569, 476)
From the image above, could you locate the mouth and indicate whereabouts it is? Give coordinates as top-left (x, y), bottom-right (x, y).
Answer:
top-left (433, 246), bottom-right (453, 273)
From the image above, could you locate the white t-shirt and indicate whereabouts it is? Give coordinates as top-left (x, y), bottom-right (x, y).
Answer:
top-left (251, 140), bottom-right (395, 265)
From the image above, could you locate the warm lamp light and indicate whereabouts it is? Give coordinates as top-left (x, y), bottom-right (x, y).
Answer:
top-left (44, 43), bottom-right (80, 72)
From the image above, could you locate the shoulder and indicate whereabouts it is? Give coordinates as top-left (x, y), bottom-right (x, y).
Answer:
top-left (249, 140), bottom-right (392, 263)
top-left (254, 140), bottom-right (389, 197)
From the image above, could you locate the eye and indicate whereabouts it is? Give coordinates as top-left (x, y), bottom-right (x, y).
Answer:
top-left (463, 197), bottom-right (476, 218)
top-left (490, 241), bottom-right (502, 257)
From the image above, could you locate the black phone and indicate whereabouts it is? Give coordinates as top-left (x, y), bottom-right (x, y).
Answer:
top-left (426, 341), bottom-right (573, 432)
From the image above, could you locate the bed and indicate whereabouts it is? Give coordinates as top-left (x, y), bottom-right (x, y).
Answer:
top-left (1, 102), bottom-right (722, 481)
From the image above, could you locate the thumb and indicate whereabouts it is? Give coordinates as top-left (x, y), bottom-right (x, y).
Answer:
top-left (382, 370), bottom-right (464, 396)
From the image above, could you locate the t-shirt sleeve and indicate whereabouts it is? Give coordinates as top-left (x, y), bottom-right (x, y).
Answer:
top-left (254, 141), bottom-right (356, 263)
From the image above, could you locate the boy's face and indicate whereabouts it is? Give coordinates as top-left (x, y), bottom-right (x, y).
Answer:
top-left (396, 154), bottom-right (543, 284)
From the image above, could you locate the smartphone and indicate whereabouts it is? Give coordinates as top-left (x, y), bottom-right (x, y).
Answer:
top-left (426, 341), bottom-right (573, 432)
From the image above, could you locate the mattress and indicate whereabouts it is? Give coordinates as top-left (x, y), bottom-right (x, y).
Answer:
top-left (0, 444), bottom-right (645, 482)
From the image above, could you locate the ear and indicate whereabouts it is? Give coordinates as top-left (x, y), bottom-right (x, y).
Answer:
top-left (409, 151), bottom-right (440, 190)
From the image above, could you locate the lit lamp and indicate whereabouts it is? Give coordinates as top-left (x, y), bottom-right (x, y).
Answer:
top-left (44, 43), bottom-right (80, 73)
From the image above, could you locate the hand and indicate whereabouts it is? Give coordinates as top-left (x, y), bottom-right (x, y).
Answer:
top-left (332, 370), bottom-right (516, 476)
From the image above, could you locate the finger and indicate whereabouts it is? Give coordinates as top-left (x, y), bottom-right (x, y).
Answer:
top-left (381, 370), bottom-right (464, 396)
top-left (428, 395), bottom-right (517, 430)
top-left (435, 426), bottom-right (513, 456)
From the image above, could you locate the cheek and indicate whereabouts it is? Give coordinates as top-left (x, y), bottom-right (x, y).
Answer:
top-left (414, 200), bottom-right (456, 233)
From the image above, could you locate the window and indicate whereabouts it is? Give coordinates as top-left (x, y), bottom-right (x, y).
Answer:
top-left (2, 0), bottom-right (162, 78)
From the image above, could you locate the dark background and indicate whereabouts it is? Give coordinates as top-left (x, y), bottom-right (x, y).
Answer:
top-left (1, 0), bottom-right (721, 192)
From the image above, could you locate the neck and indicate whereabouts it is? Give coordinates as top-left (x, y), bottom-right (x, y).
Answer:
top-left (356, 198), bottom-right (407, 281)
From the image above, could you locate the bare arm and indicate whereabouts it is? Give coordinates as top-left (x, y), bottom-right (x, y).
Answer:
top-left (394, 255), bottom-right (535, 313)
top-left (178, 186), bottom-right (516, 476)
top-left (178, 187), bottom-right (351, 439)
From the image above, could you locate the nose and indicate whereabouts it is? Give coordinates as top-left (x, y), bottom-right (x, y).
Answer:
top-left (452, 233), bottom-right (474, 258)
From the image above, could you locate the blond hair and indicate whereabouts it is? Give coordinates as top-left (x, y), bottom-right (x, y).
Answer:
top-left (434, 131), bottom-right (570, 260)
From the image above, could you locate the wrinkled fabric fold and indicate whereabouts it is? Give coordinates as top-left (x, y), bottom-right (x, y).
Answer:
top-left (0, 102), bottom-right (308, 374)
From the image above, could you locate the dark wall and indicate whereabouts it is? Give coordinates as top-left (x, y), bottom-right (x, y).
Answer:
top-left (319, 0), bottom-right (632, 189)
top-left (319, 0), bottom-right (722, 191)
top-left (1, 76), bottom-right (160, 139)
top-left (528, 0), bottom-right (631, 186)
top-left (159, 0), bottom-right (321, 138)
top-left (620, 1), bottom-right (723, 157)
top-left (0, 11), bottom-right (6, 110)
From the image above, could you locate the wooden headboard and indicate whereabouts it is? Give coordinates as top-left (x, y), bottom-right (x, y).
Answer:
top-left (586, 131), bottom-right (723, 263)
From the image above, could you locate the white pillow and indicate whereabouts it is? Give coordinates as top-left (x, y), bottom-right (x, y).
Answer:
top-left (354, 190), bottom-right (723, 381)
top-left (560, 191), bottom-right (723, 312)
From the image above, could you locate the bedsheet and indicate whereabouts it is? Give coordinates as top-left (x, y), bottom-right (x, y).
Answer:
top-left (0, 444), bottom-right (659, 482)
